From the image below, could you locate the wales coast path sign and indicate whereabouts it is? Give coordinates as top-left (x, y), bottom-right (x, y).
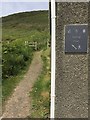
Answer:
top-left (65, 24), bottom-right (88, 53)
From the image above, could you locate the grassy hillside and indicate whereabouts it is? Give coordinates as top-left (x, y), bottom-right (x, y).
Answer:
top-left (2, 11), bottom-right (49, 42)
top-left (2, 10), bottom-right (49, 100)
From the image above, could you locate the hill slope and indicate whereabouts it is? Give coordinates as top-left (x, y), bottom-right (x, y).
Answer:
top-left (2, 10), bottom-right (49, 42)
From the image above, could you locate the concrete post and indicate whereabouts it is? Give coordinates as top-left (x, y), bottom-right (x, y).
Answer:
top-left (55, 2), bottom-right (89, 118)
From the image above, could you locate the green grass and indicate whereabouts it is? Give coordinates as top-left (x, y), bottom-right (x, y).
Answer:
top-left (30, 48), bottom-right (50, 118)
top-left (2, 11), bottom-right (49, 42)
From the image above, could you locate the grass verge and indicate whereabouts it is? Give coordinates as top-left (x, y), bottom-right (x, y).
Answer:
top-left (30, 48), bottom-right (50, 118)
top-left (2, 55), bottom-right (33, 105)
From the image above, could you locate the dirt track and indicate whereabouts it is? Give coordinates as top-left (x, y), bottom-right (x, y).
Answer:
top-left (2, 51), bottom-right (42, 118)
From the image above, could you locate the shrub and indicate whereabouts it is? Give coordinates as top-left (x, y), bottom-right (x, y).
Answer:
top-left (2, 41), bottom-right (33, 79)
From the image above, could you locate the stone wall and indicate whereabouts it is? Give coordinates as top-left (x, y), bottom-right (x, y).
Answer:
top-left (55, 2), bottom-right (89, 118)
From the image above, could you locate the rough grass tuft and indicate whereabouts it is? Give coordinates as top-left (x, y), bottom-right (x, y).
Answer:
top-left (30, 48), bottom-right (50, 118)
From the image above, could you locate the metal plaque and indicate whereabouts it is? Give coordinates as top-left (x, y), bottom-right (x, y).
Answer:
top-left (65, 24), bottom-right (88, 53)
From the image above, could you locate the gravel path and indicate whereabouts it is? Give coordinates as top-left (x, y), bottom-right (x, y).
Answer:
top-left (2, 51), bottom-right (42, 118)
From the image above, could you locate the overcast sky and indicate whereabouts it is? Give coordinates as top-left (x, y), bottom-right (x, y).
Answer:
top-left (0, 2), bottom-right (49, 17)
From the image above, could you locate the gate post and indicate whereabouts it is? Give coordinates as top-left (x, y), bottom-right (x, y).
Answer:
top-left (55, 2), bottom-right (89, 118)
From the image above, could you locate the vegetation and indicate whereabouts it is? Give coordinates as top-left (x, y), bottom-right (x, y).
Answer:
top-left (2, 42), bottom-right (33, 78)
top-left (30, 48), bottom-right (50, 118)
top-left (2, 11), bottom-right (49, 102)
top-left (2, 10), bottom-right (50, 118)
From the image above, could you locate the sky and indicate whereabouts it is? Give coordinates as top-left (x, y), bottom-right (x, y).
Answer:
top-left (0, 2), bottom-right (49, 17)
